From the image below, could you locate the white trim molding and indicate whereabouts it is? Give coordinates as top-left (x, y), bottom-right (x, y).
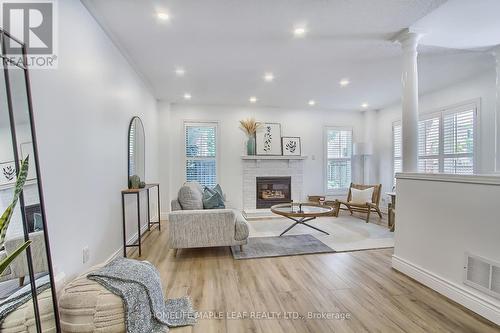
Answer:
top-left (392, 255), bottom-right (500, 325)
top-left (396, 172), bottom-right (500, 186)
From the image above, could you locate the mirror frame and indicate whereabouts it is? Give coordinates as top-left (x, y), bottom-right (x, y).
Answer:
top-left (127, 116), bottom-right (145, 186)
top-left (0, 28), bottom-right (60, 332)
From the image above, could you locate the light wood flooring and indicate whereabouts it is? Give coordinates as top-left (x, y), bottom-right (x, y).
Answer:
top-left (129, 220), bottom-right (500, 333)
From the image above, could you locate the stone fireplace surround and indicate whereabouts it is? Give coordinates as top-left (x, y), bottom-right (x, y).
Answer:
top-left (242, 156), bottom-right (307, 214)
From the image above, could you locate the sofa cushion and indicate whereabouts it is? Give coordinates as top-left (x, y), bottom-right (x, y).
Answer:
top-left (178, 182), bottom-right (204, 210)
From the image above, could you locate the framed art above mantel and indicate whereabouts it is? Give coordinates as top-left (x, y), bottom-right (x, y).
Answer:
top-left (256, 122), bottom-right (282, 155)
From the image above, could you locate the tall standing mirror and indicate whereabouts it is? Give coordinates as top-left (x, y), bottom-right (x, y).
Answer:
top-left (128, 116), bottom-right (145, 188)
top-left (0, 30), bottom-right (59, 331)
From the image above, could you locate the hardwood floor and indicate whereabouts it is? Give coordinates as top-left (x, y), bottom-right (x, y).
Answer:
top-left (129, 221), bottom-right (500, 333)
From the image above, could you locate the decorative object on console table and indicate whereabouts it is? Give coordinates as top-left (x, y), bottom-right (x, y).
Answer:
top-left (282, 137), bottom-right (301, 156)
top-left (256, 122), bottom-right (282, 155)
top-left (239, 118), bottom-right (261, 155)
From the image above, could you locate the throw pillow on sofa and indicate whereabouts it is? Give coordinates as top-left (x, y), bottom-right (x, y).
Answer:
top-left (178, 182), bottom-right (204, 210)
top-left (202, 184), bottom-right (225, 209)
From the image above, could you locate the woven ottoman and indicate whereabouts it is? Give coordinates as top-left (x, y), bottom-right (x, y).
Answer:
top-left (58, 265), bottom-right (125, 333)
top-left (0, 288), bottom-right (56, 333)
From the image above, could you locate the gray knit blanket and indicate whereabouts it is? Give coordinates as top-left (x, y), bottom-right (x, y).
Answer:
top-left (0, 274), bottom-right (52, 324)
top-left (87, 257), bottom-right (196, 333)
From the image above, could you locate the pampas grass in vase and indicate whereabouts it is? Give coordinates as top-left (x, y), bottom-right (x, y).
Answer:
top-left (239, 118), bottom-right (261, 155)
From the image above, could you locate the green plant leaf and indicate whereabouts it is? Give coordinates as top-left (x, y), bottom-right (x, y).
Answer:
top-left (0, 156), bottom-right (30, 246)
top-left (12, 156), bottom-right (30, 206)
top-left (0, 240), bottom-right (32, 276)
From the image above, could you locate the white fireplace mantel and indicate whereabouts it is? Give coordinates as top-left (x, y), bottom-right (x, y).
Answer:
top-left (241, 155), bottom-right (307, 160)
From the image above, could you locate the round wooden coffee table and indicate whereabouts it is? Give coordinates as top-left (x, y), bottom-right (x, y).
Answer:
top-left (270, 202), bottom-right (334, 236)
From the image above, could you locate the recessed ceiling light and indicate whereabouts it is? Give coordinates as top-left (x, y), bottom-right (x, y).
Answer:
top-left (263, 73), bottom-right (274, 82)
top-left (308, 100), bottom-right (316, 106)
top-left (175, 68), bottom-right (185, 76)
top-left (249, 96), bottom-right (258, 103)
top-left (293, 27), bottom-right (307, 37)
top-left (361, 103), bottom-right (369, 108)
top-left (157, 12), bottom-right (170, 21)
top-left (183, 93), bottom-right (192, 100)
top-left (339, 79), bottom-right (350, 87)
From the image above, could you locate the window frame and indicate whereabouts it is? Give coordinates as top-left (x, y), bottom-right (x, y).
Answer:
top-left (391, 99), bottom-right (479, 180)
top-left (183, 120), bottom-right (220, 187)
top-left (324, 126), bottom-right (353, 195)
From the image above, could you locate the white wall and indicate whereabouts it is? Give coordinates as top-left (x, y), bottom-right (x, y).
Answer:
top-left (393, 174), bottom-right (500, 325)
top-left (157, 101), bottom-right (171, 219)
top-left (27, 0), bottom-right (159, 280)
top-left (375, 70), bottom-right (497, 197)
top-left (166, 104), bottom-right (365, 212)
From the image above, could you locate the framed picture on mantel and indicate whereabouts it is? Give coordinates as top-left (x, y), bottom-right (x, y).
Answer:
top-left (256, 123), bottom-right (282, 155)
top-left (282, 137), bottom-right (301, 156)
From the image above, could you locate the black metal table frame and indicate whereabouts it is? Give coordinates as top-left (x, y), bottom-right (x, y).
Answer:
top-left (280, 216), bottom-right (330, 236)
top-left (121, 184), bottom-right (161, 257)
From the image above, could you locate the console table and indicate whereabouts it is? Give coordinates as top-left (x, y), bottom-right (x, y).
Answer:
top-left (121, 183), bottom-right (160, 257)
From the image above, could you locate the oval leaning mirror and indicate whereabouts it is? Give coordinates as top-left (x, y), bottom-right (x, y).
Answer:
top-left (128, 117), bottom-right (145, 189)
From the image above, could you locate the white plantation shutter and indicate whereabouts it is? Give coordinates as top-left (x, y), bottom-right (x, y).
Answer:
top-left (418, 116), bottom-right (440, 173)
top-left (185, 122), bottom-right (217, 187)
top-left (393, 123), bottom-right (402, 176)
top-left (326, 128), bottom-right (352, 191)
top-left (392, 102), bottom-right (476, 180)
top-left (443, 109), bottom-right (475, 174)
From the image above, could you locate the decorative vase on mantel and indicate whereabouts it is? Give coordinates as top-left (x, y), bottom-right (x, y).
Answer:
top-left (246, 135), bottom-right (256, 155)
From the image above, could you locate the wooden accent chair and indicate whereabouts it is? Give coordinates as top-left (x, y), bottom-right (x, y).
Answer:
top-left (334, 183), bottom-right (383, 223)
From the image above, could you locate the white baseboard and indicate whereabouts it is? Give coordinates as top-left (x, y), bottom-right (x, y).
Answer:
top-left (107, 223), bottom-right (150, 262)
top-left (392, 255), bottom-right (500, 325)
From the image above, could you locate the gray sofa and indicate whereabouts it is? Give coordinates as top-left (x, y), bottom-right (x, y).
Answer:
top-left (168, 182), bottom-right (249, 254)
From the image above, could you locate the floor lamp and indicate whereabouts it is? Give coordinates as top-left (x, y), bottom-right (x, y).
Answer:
top-left (353, 142), bottom-right (373, 184)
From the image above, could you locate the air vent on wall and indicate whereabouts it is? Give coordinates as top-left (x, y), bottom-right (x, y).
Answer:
top-left (464, 253), bottom-right (500, 300)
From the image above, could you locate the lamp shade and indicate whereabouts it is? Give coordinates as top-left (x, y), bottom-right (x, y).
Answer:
top-left (353, 142), bottom-right (373, 156)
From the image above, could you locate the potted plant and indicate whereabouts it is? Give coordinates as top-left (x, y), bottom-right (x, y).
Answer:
top-left (239, 118), bottom-right (261, 155)
top-left (0, 156), bottom-right (32, 275)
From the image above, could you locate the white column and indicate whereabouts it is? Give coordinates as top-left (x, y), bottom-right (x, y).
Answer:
top-left (494, 47), bottom-right (500, 173)
top-left (396, 30), bottom-right (422, 173)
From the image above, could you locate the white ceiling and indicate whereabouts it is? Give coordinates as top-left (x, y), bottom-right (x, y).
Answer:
top-left (414, 0), bottom-right (500, 50)
top-left (82, 0), bottom-right (496, 111)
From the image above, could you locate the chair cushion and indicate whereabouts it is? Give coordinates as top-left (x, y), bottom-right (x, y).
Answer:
top-left (350, 187), bottom-right (374, 204)
top-left (178, 182), bottom-right (204, 210)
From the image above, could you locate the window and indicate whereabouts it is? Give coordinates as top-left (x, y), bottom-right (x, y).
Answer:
top-left (392, 123), bottom-right (402, 185)
top-left (184, 122), bottom-right (217, 187)
top-left (443, 109), bottom-right (475, 174)
top-left (325, 128), bottom-right (352, 192)
top-left (418, 115), bottom-right (440, 173)
top-left (392, 102), bottom-right (477, 179)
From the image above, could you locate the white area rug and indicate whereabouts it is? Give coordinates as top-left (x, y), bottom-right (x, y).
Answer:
top-left (248, 215), bottom-right (394, 252)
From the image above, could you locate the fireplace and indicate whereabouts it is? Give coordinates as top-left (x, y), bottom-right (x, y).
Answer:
top-left (256, 177), bottom-right (291, 209)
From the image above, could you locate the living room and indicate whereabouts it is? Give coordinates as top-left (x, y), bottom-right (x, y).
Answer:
top-left (0, 0), bottom-right (499, 332)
